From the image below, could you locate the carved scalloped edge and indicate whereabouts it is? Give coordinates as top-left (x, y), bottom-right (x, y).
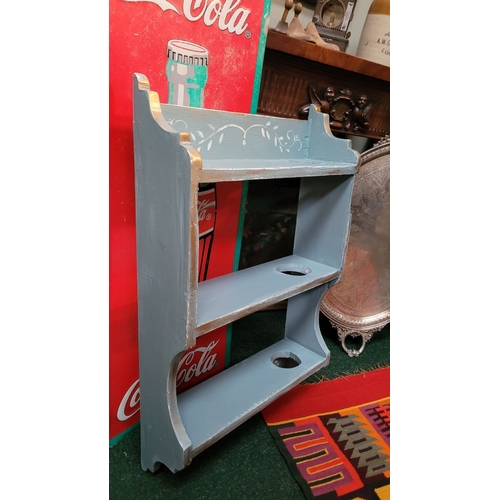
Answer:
top-left (134, 73), bottom-right (202, 172)
top-left (335, 323), bottom-right (387, 338)
top-left (321, 304), bottom-right (390, 331)
top-left (310, 104), bottom-right (360, 164)
top-left (134, 73), bottom-right (171, 131)
top-left (334, 323), bottom-right (388, 357)
top-left (374, 135), bottom-right (390, 148)
top-left (357, 138), bottom-right (390, 171)
top-left (321, 302), bottom-right (389, 358)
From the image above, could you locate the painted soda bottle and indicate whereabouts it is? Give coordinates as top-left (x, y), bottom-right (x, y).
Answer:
top-left (166, 39), bottom-right (215, 282)
top-left (197, 183), bottom-right (217, 281)
top-left (166, 39), bottom-right (209, 108)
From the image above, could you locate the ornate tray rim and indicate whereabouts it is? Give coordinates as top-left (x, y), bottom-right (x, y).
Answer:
top-left (320, 137), bottom-right (390, 355)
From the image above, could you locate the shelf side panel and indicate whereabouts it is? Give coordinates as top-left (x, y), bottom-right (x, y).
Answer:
top-left (294, 175), bottom-right (355, 271)
top-left (285, 286), bottom-right (331, 358)
top-left (133, 74), bottom-right (198, 472)
top-left (307, 105), bottom-right (361, 164)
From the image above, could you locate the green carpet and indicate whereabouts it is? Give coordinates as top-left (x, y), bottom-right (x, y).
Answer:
top-left (109, 310), bottom-right (390, 499)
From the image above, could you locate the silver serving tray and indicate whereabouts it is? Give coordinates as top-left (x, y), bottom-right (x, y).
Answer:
top-left (320, 137), bottom-right (390, 356)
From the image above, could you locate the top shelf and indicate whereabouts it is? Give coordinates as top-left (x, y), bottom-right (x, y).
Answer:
top-left (199, 158), bottom-right (356, 182)
top-left (157, 96), bottom-right (360, 170)
top-left (265, 29), bottom-right (390, 83)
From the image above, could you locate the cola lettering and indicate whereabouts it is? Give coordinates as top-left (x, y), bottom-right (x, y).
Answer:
top-left (176, 340), bottom-right (219, 386)
top-left (117, 340), bottom-right (219, 419)
top-left (117, 379), bottom-right (140, 421)
top-left (198, 197), bottom-right (215, 222)
top-left (125, 0), bottom-right (251, 36)
top-left (183, 0), bottom-right (250, 34)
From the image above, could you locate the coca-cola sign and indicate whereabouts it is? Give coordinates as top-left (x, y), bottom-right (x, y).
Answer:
top-left (124, 0), bottom-right (251, 36)
top-left (116, 339), bottom-right (221, 421)
top-left (110, 0), bottom-right (264, 441)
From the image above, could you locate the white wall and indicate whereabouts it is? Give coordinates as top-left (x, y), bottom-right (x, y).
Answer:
top-left (268, 0), bottom-right (373, 56)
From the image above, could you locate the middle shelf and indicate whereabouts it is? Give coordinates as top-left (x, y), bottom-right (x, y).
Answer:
top-left (195, 255), bottom-right (340, 337)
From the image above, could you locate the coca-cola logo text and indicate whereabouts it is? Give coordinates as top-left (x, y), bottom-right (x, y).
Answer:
top-left (116, 341), bottom-right (220, 421)
top-left (117, 379), bottom-right (140, 421)
top-left (176, 340), bottom-right (219, 386)
top-left (124, 0), bottom-right (251, 37)
top-left (198, 198), bottom-right (215, 222)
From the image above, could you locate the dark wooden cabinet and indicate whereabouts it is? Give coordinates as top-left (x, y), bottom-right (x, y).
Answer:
top-left (258, 30), bottom-right (390, 141)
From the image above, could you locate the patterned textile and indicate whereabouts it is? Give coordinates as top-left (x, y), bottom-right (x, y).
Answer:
top-left (261, 368), bottom-right (389, 499)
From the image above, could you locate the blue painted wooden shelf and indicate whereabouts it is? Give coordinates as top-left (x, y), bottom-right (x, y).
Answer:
top-left (178, 338), bottom-right (326, 453)
top-left (199, 159), bottom-right (356, 182)
top-left (132, 73), bottom-right (359, 473)
top-left (196, 255), bottom-right (340, 336)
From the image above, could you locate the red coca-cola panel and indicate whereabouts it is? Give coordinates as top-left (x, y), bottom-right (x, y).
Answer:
top-left (109, 0), bottom-right (269, 442)
top-left (198, 183), bottom-right (216, 281)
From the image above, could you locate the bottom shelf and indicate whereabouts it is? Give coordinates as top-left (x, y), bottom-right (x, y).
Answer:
top-left (177, 338), bottom-right (329, 458)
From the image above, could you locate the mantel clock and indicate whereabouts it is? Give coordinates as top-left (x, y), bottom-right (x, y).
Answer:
top-left (312, 0), bottom-right (357, 52)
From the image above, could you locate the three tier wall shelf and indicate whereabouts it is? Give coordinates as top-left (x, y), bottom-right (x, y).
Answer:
top-left (132, 73), bottom-right (360, 473)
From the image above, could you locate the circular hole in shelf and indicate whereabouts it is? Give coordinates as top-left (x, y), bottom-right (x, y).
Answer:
top-left (271, 351), bottom-right (301, 369)
top-left (276, 264), bottom-right (312, 276)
